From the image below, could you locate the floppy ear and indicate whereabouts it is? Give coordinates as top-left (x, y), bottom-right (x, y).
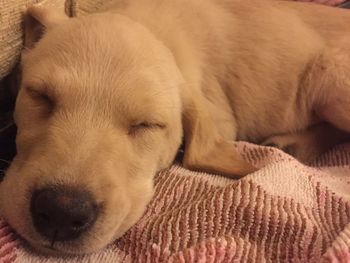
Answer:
top-left (181, 89), bottom-right (257, 178)
top-left (24, 5), bottom-right (69, 49)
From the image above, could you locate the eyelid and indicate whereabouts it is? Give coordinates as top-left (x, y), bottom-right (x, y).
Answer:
top-left (25, 86), bottom-right (55, 113)
top-left (25, 86), bottom-right (50, 97)
top-left (131, 122), bottom-right (166, 128)
top-left (26, 87), bottom-right (43, 98)
top-left (26, 86), bottom-right (52, 99)
top-left (128, 122), bottom-right (166, 135)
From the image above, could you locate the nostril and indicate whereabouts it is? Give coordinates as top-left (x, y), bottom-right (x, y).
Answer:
top-left (38, 212), bottom-right (51, 223)
top-left (30, 186), bottom-right (98, 241)
top-left (72, 220), bottom-right (87, 229)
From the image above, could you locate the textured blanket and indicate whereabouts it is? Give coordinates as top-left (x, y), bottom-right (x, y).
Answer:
top-left (0, 142), bottom-right (349, 262)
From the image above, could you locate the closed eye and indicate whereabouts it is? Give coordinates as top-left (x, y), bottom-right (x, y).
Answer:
top-left (128, 122), bottom-right (166, 136)
top-left (26, 87), bottom-right (55, 115)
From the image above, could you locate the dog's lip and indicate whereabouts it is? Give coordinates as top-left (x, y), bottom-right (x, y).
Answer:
top-left (41, 243), bottom-right (80, 256)
top-left (43, 245), bottom-right (58, 251)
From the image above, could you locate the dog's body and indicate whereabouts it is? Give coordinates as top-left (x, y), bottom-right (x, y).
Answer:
top-left (105, 0), bottom-right (350, 162)
top-left (0, 0), bottom-right (349, 255)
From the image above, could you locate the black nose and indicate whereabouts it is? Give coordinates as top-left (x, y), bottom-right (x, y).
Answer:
top-left (31, 186), bottom-right (98, 241)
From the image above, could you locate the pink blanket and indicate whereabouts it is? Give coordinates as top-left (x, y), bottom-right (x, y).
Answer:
top-left (0, 142), bottom-right (350, 262)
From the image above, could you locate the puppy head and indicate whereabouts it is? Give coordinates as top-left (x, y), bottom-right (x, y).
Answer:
top-left (0, 6), bottom-right (183, 255)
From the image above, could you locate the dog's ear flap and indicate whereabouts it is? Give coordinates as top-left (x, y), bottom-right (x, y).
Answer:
top-left (24, 5), bottom-right (68, 49)
top-left (181, 89), bottom-right (257, 178)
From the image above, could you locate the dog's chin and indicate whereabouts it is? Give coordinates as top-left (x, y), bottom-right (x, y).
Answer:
top-left (25, 221), bottom-right (136, 256)
top-left (26, 234), bottom-right (117, 256)
top-left (29, 243), bottom-right (88, 257)
top-left (28, 243), bottom-right (103, 257)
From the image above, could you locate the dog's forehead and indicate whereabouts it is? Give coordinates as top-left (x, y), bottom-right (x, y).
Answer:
top-left (26, 13), bottom-right (165, 67)
top-left (22, 53), bottom-right (177, 119)
top-left (22, 61), bottom-right (169, 106)
top-left (22, 13), bottom-right (175, 91)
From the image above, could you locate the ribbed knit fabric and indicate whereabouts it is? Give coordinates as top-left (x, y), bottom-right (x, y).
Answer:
top-left (1, 142), bottom-right (349, 262)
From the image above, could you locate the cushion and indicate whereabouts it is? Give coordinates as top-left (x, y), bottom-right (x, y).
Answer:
top-left (0, 0), bottom-right (69, 79)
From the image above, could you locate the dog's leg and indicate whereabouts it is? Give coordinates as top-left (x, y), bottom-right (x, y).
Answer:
top-left (310, 42), bottom-right (350, 133)
top-left (181, 83), bottom-right (257, 178)
top-left (263, 43), bottom-right (350, 163)
top-left (262, 123), bottom-right (349, 163)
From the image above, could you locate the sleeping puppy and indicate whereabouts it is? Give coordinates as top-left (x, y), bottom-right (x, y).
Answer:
top-left (0, 0), bottom-right (349, 255)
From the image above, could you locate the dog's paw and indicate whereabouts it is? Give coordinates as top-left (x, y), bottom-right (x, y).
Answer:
top-left (262, 136), bottom-right (296, 156)
top-left (261, 135), bottom-right (319, 163)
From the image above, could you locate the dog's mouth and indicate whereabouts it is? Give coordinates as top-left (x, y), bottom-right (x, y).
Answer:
top-left (31, 240), bottom-right (92, 256)
top-left (22, 220), bottom-right (117, 256)
top-left (38, 240), bottom-right (90, 255)
top-left (24, 213), bottom-right (124, 256)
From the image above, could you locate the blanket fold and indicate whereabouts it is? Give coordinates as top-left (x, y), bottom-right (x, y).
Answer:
top-left (1, 143), bottom-right (349, 262)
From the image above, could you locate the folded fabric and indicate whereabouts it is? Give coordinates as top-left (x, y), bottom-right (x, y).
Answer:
top-left (1, 142), bottom-right (349, 262)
